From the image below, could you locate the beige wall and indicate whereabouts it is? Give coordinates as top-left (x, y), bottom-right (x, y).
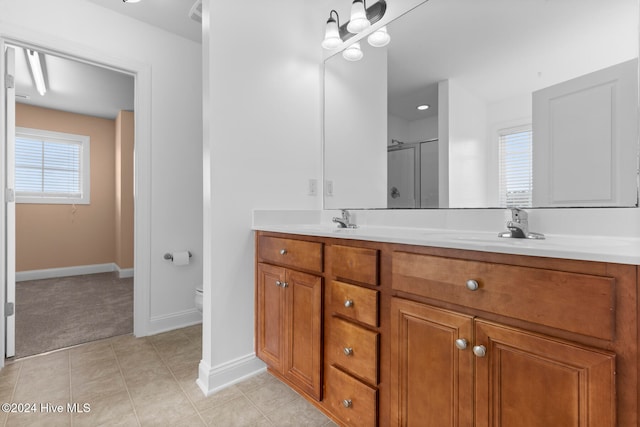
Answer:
top-left (15, 104), bottom-right (133, 272)
top-left (115, 111), bottom-right (134, 269)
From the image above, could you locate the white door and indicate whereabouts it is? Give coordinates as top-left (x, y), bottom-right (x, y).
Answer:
top-left (388, 147), bottom-right (416, 208)
top-left (4, 45), bottom-right (16, 358)
top-left (532, 59), bottom-right (638, 207)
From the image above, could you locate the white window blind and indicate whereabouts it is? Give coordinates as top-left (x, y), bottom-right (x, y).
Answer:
top-left (15, 128), bottom-right (90, 204)
top-left (498, 126), bottom-right (532, 208)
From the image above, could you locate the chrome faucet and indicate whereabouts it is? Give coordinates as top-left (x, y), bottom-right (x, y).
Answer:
top-left (332, 209), bottom-right (357, 229)
top-left (498, 208), bottom-right (545, 239)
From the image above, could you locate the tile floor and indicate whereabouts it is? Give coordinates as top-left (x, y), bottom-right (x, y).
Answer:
top-left (0, 324), bottom-right (337, 426)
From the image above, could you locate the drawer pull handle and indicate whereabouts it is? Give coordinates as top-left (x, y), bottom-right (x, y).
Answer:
top-left (344, 299), bottom-right (354, 308)
top-left (342, 399), bottom-right (353, 408)
top-left (466, 279), bottom-right (479, 291)
top-left (343, 347), bottom-right (354, 356)
top-left (279, 249), bottom-right (287, 255)
top-left (473, 345), bottom-right (487, 358)
top-left (455, 338), bottom-right (468, 350)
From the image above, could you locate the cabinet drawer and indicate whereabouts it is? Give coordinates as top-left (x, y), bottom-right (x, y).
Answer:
top-left (325, 365), bottom-right (377, 427)
top-left (328, 245), bottom-right (379, 285)
top-left (328, 280), bottom-right (379, 327)
top-left (258, 236), bottom-right (323, 273)
top-left (327, 317), bottom-right (379, 385)
top-left (392, 252), bottom-right (615, 340)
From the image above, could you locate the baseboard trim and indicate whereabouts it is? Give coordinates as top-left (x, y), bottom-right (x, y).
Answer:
top-left (16, 263), bottom-right (119, 282)
top-left (117, 267), bottom-right (134, 279)
top-left (197, 354), bottom-right (266, 396)
top-left (148, 308), bottom-right (202, 335)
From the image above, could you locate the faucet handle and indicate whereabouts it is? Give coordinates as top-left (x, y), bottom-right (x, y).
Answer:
top-left (509, 207), bottom-right (527, 223)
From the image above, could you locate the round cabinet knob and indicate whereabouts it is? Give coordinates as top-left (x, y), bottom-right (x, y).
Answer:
top-left (343, 347), bottom-right (354, 356)
top-left (473, 345), bottom-right (487, 358)
top-left (342, 399), bottom-right (353, 408)
top-left (455, 338), bottom-right (468, 350)
top-left (344, 299), bottom-right (354, 308)
top-left (281, 282), bottom-right (288, 288)
top-left (275, 280), bottom-right (282, 287)
top-left (466, 279), bottom-right (479, 291)
top-left (279, 249), bottom-right (287, 255)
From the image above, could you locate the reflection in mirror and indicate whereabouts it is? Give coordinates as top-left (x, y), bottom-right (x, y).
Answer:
top-left (323, 0), bottom-right (639, 209)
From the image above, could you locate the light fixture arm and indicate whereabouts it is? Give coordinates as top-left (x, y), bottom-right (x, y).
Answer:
top-left (341, 0), bottom-right (386, 41)
top-left (327, 9), bottom-right (340, 27)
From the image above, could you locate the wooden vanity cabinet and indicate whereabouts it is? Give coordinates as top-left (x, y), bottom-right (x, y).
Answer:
top-left (255, 231), bottom-right (638, 426)
top-left (256, 235), bottom-right (323, 400)
top-left (390, 250), bottom-right (627, 427)
top-left (324, 244), bottom-right (380, 427)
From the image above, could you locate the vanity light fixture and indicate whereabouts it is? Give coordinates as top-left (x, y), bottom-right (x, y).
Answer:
top-left (322, 10), bottom-right (342, 50)
top-left (321, 0), bottom-right (387, 50)
top-left (367, 26), bottom-right (390, 47)
top-left (343, 42), bottom-right (364, 61)
top-left (417, 104), bottom-right (430, 111)
top-left (26, 49), bottom-right (47, 96)
top-left (347, 0), bottom-right (371, 33)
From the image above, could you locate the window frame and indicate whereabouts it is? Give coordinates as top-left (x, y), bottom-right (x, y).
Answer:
top-left (15, 127), bottom-right (91, 205)
top-left (498, 124), bottom-right (533, 208)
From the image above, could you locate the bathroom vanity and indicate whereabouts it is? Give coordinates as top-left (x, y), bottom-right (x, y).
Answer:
top-left (254, 227), bottom-right (639, 426)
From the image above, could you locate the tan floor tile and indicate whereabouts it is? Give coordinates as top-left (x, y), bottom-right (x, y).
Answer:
top-left (181, 324), bottom-right (202, 343)
top-left (71, 357), bottom-right (121, 385)
top-left (244, 378), bottom-right (299, 413)
top-left (199, 395), bottom-right (269, 427)
top-left (135, 390), bottom-right (198, 427)
top-left (18, 351), bottom-right (69, 381)
top-left (12, 374), bottom-right (70, 403)
top-left (264, 395), bottom-right (331, 427)
top-left (1, 325), bottom-right (339, 427)
top-left (5, 409), bottom-right (71, 427)
top-left (71, 371), bottom-right (128, 402)
top-left (0, 361), bottom-right (22, 384)
top-left (234, 371), bottom-right (277, 395)
top-left (72, 391), bottom-right (138, 427)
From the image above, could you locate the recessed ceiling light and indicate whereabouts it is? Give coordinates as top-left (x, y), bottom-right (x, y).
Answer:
top-left (417, 104), bottom-right (430, 111)
top-left (122, 0), bottom-right (141, 3)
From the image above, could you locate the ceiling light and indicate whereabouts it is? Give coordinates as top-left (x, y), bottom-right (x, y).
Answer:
top-left (122, 0), bottom-right (141, 3)
top-left (321, 10), bottom-right (342, 50)
top-left (368, 26), bottom-right (390, 47)
top-left (342, 42), bottom-right (363, 61)
top-left (26, 49), bottom-right (47, 96)
top-left (417, 104), bottom-right (430, 111)
top-left (347, 0), bottom-right (371, 34)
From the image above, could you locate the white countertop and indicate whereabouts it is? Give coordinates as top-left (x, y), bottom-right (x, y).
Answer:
top-left (252, 223), bottom-right (640, 265)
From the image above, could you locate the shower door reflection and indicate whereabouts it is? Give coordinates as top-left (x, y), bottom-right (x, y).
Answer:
top-left (387, 139), bottom-right (439, 208)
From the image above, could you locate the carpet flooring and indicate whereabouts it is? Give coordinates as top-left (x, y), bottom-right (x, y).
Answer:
top-left (14, 272), bottom-right (133, 359)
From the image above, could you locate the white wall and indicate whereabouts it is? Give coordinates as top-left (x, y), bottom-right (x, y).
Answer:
top-left (198, 0), bottom-right (325, 394)
top-left (325, 42), bottom-right (387, 209)
top-left (447, 79), bottom-right (489, 208)
top-left (0, 0), bottom-right (203, 340)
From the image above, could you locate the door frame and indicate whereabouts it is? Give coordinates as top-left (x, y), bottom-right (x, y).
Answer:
top-left (0, 30), bottom-right (153, 367)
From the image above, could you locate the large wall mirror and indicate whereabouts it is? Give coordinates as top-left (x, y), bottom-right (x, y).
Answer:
top-left (323, 0), bottom-right (639, 209)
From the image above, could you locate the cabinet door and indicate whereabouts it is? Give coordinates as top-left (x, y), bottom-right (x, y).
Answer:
top-left (474, 320), bottom-right (616, 427)
top-left (286, 269), bottom-right (323, 400)
top-left (256, 263), bottom-right (286, 373)
top-left (390, 298), bottom-right (474, 427)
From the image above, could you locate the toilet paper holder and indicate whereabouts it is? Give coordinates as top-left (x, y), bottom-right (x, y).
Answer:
top-left (163, 251), bottom-right (193, 261)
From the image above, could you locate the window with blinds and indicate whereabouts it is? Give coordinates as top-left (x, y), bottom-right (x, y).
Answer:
top-left (15, 128), bottom-right (90, 204)
top-left (498, 126), bottom-right (532, 208)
